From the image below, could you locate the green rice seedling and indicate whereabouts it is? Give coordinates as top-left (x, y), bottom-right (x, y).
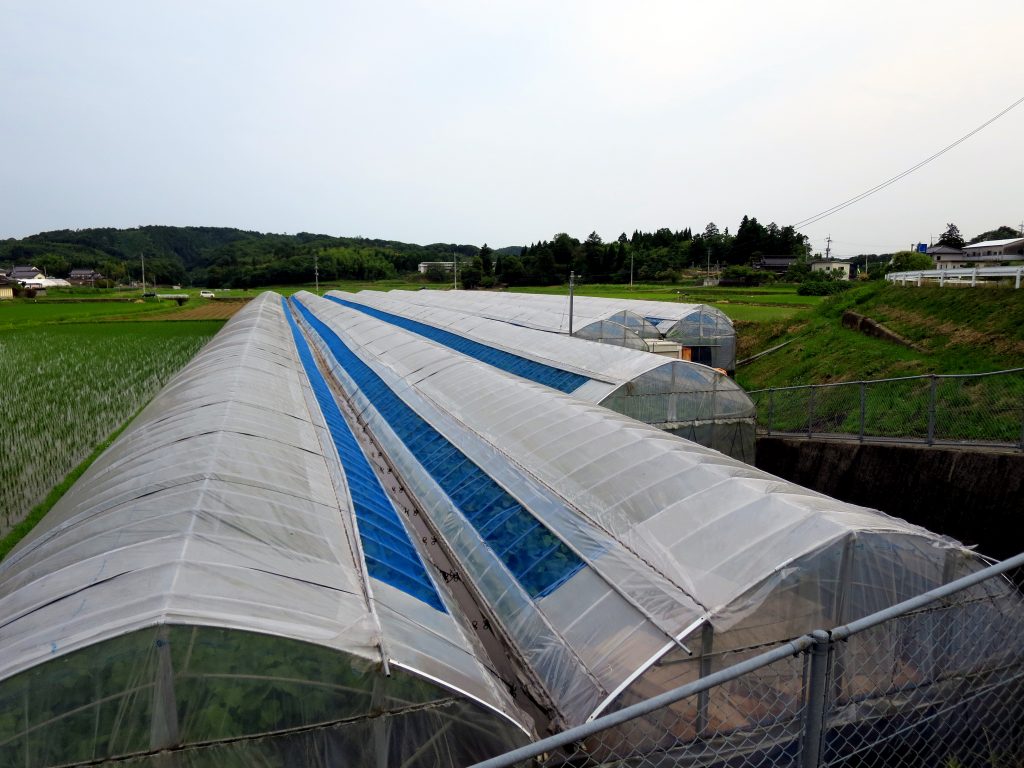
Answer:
top-left (0, 321), bottom-right (220, 537)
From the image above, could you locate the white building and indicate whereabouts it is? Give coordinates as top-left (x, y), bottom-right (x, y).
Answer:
top-left (961, 238), bottom-right (1024, 264)
top-left (809, 259), bottom-right (852, 279)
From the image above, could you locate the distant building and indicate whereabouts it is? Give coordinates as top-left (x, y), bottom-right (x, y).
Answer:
top-left (962, 238), bottom-right (1024, 262)
top-left (0, 277), bottom-right (13, 300)
top-left (929, 238), bottom-right (1024, 269)
top-left (927, 245), bottom-right (966, 269)
top-left (68, 268), bottom-right (105, 286)
top-left (418, 261), bottom-right (455, 274)
top-left (7, 265), bottom-right (43, 283)
top-left (809, 259), bottom-right (853, 280)
top-left (753, 256), bottom-right (796, 274)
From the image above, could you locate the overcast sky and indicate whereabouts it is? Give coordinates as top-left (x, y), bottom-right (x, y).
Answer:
top-left (2, 1), bottom-right (1022, 256)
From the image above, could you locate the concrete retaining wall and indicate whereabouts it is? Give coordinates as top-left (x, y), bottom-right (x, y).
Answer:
top-left (755, 436), bottom-right (1024, 561)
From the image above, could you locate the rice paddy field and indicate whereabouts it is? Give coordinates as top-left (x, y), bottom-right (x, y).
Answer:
top-left (0, 316), bottom-right (221, 540)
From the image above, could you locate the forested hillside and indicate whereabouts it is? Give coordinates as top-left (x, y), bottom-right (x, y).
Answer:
top-left (1, 216), bottom-right (810, 288)
top-left (0, 226), bottom-right (480, 288)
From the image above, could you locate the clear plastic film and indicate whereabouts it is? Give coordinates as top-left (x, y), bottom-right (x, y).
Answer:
top-left (292, 293), bottom-right (993, 728)
top-left (0, 293), bottom-right (530, 766)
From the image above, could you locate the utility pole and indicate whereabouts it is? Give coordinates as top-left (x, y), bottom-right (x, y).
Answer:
top-left (706, 247), bottom-right (710, 279)
top-left (452, 252), bottom-right (457, 290)
top-left (140, 253), bottom-right (146, 294)
top-left (629, 252), bottom-right (634, 290)
top-left (314, 251), bottom-right (319, 295)
top-left (568, 271), bottom-right (575, 335)
top-left (824, 235), bottom-right (832, 260)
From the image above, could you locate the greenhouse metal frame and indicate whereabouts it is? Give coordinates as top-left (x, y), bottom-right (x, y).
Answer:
top-left (0, 293), bottom-right (529, 767)
top-left (291, 291), bottom-right (1023, 743)
top-left (384, 289), bottom-right (737, 371)
top-left (328, 290), bottom-right (755, 462)
top-left (2, 290), bottom-right (1021, 768)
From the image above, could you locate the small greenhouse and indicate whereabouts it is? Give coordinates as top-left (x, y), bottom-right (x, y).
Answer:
top-left (389, 289), bottom-right (738, 372)
top-left (328, 290), bottom-right (755, 462)
top-left (292, 292), bottom-right (1024, 751)
top-left (383, 289), bottom-right (664, 352)
top-left (0, 293), bottom-right (529, 767)
top-left (525, 293), bottom-right (738, 372)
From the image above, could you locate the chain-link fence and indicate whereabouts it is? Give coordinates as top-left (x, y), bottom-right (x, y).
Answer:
top-left (472, 552), bottom-right (1024, 768)
top-left (748, 369), bottom-right (1024, 449)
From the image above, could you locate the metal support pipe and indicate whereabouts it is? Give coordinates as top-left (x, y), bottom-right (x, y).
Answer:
top-left (800, 630), bottom-right (831, 768)
top-left (568, 270), bottom-right (575, 335)
top-left (470, 635), bottom-right (815, 768)
top-left (858, 381), bottom-right (866, 442)
top-left (927, 375), bottom-right (937, 445)
top-left (696, 623), bottom-right (714, 736)
top-left (472, 550), bottom-right (1024, 768)
top-left (807, 387), bottom-right (815, 437)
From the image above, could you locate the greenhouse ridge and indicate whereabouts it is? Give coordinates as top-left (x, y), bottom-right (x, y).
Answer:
top-left (0, 291), bottom-right (1021, 766)
top-left (332, 289), bottom-right (756, 462)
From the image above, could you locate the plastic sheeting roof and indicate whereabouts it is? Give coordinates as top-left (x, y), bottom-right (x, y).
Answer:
top-left (330, 290), bottom-right (740, 400)
top-left (391, 288), bottom-right (733, 331)
top-left (0, 292), bottom-right (527, 736)
top-left (383, 288), bottom-right (738, 370)
top-left (292, 292), bottom-right (973, 725)
top-left (380, 288), bottom-right (661, 339)
top-left (328, 290), bottom-right (754, 461)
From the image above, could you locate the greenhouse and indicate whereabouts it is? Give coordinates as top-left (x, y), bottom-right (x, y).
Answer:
top-left (3, 290), bottom-right (1021, 767)
top-left (558, 294), bottom-right (737, 372)
top-left (379, 289), bottom-right (663, 351)
top-left (0, 293), bottom-right (529, 767)
top-left (385, 289), bottom-right (737, 372)
top-left (327, 290), bottom-right (755, 462)
top-left (291, 292), bottom-right (1024, 745)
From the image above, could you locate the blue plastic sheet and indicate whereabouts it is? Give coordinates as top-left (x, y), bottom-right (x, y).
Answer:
top-left (326, 295), bottom-right (589, 394)
top-left (293, 299), bottom-right (586, 600)
top-left (282, 297), bottom-right (446, 612)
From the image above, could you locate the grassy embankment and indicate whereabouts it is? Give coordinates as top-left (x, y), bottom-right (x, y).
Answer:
top-left (734, 282), bottom-right (1024, 391)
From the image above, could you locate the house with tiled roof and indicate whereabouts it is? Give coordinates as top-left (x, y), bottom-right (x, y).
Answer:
top-left (68, 268), bottom-right (105, 285)
top-left (7, 265), bottom-right (43, 283)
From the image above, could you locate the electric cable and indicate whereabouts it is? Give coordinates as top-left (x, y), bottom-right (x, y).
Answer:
top-left (793, 94), bottom-right (1024, 230)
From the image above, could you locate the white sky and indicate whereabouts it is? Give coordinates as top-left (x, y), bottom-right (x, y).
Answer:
top-left (2, 1), bottom-right (1022, 256)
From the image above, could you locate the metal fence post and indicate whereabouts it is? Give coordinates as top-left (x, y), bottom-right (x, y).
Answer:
top-left (807, 386), bottom-right (815, 438)
top-left (801, 630), bottom-right (831, 768)
top-left (859, 382), bottom-right (866, 442)
top-left (768, 388), bottom-right (775, 435)
top-left (927, 375), bottom-right (937, 446)
top-left (696, 623), bottom-right (714, 736)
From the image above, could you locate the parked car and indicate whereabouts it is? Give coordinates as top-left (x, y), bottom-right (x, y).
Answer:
top-left (200, 290), bottom-right (215, 299)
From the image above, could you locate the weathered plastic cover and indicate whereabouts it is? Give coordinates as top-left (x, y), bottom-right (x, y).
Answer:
top-left (383, 288), bottom-right (661, 340)
top-left (292, 292), bottom-right (979, 726)
top-left (331, 290), bottom-right (754, 461)
top-left (0, 292), bottom-right (529, 766)
top-left (386, 289), bottom-right (737, 368)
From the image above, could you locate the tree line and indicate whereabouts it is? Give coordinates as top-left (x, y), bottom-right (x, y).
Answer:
top-left (460, 217), bottom-right (809, 288)
top-left (4, 219), bottom-right (1015, 289)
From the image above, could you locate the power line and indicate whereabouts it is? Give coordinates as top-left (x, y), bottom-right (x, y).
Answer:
top-left (793, 94), bottom-right (1024, 230)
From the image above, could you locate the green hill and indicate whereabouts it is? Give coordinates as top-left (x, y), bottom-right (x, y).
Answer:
top-left (0, 226), bottom-right (482, 289)
top-left (735, 282), bottom-right (1024, 390)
